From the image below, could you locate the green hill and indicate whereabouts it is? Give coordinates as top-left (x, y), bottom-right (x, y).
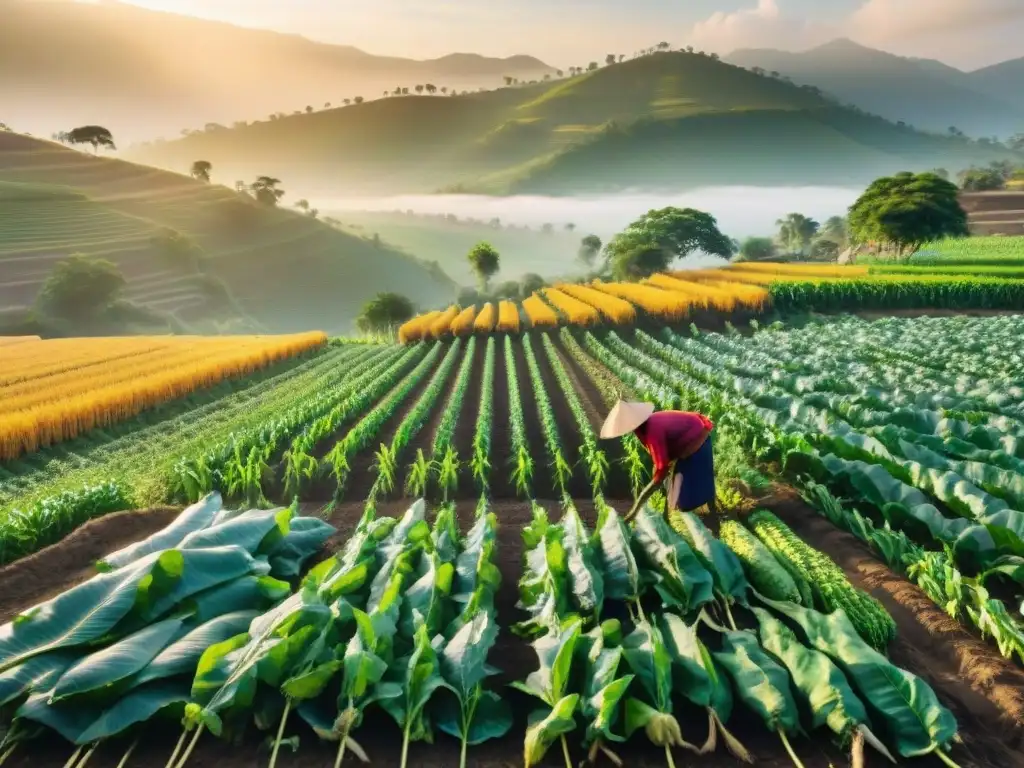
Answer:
top-left (128, 51), bottom-right (1022, 196)
top-left (0, 132), bottom-right (456, 334)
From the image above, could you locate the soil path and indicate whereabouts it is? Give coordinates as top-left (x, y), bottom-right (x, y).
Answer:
top-left (761, 486), bottom-right (1024, 764)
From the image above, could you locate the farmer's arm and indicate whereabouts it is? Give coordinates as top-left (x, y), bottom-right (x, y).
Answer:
top-left (625, 425), bottom-right (670, 522)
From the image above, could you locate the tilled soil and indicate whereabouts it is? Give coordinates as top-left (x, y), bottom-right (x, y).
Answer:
top-left (4, 496), bottom-right (1022, 767)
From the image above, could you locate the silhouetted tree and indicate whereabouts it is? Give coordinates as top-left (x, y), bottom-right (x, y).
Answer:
top-left (190, 160), bottom-right (212, 182)
top-left (66, 125), bottom-right (115, 153)
top-left (250, 176), bottom-right (285, 207)
top-left (737, 237), bottom-right (776, 262)
top-left (587, 62), bottom-right (599, 71)
top-left (325, 102), bottom-right (331, 109)
top-left (504, 76), bottom-right (514, 86)
top-left (415, 84), bottom-right (424, 94)
top-left (657, 42), bottom-right (670, 51)
top-left (354, 96), bottom-right (364, 104)
top-left (294, 199), bottom-right (310, 212)
top-left (305, 105), bottom-right (314, 114)
top-left (618, 54), bottom-right (625, 63)
top-left (776, 213), bottom-right (820, 255)
top-left (425, 84), bottom-right (437, 94)
top-left (606, 54), bottom-right (617, 66)
top-left (467, 242), bottom-right (500, 291)
top-left (578, 234), bottom-right (602, 267)
top-left (344, 98), bottom-right (352, 106)
top-left (556, 69), bottom-right (564, 77)
top-left (441, 86), bottom-right (448, 94)
top-left (564, 222), bottom-right (576, 232)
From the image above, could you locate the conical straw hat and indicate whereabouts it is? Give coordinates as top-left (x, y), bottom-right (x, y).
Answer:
top-left (600, 400), bottom-right (655, 439)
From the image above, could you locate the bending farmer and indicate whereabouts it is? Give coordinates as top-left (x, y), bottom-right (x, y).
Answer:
top-left (600, 400), bottom-right (718, 528)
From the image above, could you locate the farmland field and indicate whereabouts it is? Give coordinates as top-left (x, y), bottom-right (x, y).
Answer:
top-left (3, 314), bottom-right (1024, 768)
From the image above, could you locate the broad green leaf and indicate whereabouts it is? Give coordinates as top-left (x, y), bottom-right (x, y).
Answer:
top-left (0, 651), bottom-right (80, 707)
top-left (0, 550), bottom-right (182, 673)
top-left (400, 554), bottom-right (454, 641)
top-left (268, 517), bottom-right (336, 579)
top-left (15, 688), bottom-right (96, 743)
top-left (621, 620), bottom-right (673, 713)
top-left (757, 595), bottom-right (958, 757)
top-left (439, 609), bottom-right (499, 700)
top-left (753, 607), bottom-right (870, 743)
top-left (580, 644), bottom-right (632, 748)
top-left (76, 680), bottom-right (190, 744)
top-left (340, 608), bottom-right (388, 703)
top-left (135, 611), bottom-right (259, 686)
top-left (511, 620), bottom-right (582, 706)
top-left (595, 503), bottom-right (640, 602)
top-left (680, 512), bottom-right (749, 604)
top-left (282, 660), bottom-right (343, 701)
top-left (658, 613), bottom-right (714, 709)
top-left (380, 624), bottom-right (447, 743)
top-left (714, 631), bottom-right (800, 734)
top-left (435, 688), bottom-right (513, 745)
top-left (50, 617), bottom-right (186, 702)
top-left (187, 575), bottom-right (290, 623)
top-left (562, 503), bottom-right (605, 619)
top-left (96, 494), bottom-right (221, 571)
top-left (523, 694), bottom-right (579, 768)
top-left (431, 504), bottom-right (461, 565)
top-left (631, 506), bottom-right (714, 614)
top-left (177, 507), bottom-right (292, 557)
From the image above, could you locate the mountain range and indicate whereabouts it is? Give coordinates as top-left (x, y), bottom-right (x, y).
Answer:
top-left (127, 49), bottom-right (1022, 197)
top-left (0, 0), bottom-right (554, 143)
top-left (726, 39), bottom-right (1024, 139)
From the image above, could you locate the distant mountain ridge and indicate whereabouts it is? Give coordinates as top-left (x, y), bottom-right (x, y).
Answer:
top-left (128, 50), bottom-right (1022, 197)
top-left (0, 0), bottom-right (554, 142)
top-left (726, 39), bottom-right (1024, 137)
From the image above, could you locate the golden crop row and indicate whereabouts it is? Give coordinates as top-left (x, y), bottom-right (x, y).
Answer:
top-left (543, 288), bottom-right (602, 326)
top-left (474, 303), bottom-right (496, 333)
top-left (497, 300), bottom-right (520, 332)
top-left (647, 274), bottom-right (769, 311)
top-left (398, 310), bottom-right (443, 343)
top-left (556, 284), bottom-right (637, 323)
top-left (0, 337), bottom-right (176, 387)
top-left (728, 263), bottom-right (869, 277)
top-left (450, 305), bottom-right (477, 337)
top-left (522, 295), bottom-right (559, 328)
top-left (0, 332), bottom-right (327, 461)
top-left (0, 336), bottom-right (40, 348)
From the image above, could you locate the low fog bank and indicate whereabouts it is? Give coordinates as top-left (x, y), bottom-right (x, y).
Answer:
top-left (317, 186), bottom-right (861, 242)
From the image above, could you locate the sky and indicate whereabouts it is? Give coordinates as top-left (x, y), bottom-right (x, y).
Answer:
top-left (110, 0), bottom-right (1024, 70)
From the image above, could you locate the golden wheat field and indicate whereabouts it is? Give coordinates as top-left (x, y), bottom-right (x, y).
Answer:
top-left (0, 332), bottom-right (327, 460)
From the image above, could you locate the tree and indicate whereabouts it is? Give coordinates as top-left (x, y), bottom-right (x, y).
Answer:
top-left (520, 273), bottom-right (546, 297)
top-left (541, 223), bottom-right (554, 234)
top-left (425, 84), bottom-right (437, 94)
top-left (737, 237), bottom-right (776, 262)
top-left (493, 280), bottom-right (522, 300)
top-left (306, 105), bottom-right (314, 113)
top-left (819, 216), bottom-right (849, 248)
top-left (587, 62), bottom-right (599, 71)
top-left (344, 98), bottom-right (352, 106)
top-left (190, 160), bottom-right (212, 182)
top-left (556, 70), bottom-right (564, 77)
top-left (294, 199), bottom-right (310, 212)
top-left (775, 213), bottom-right (820, 255)
top-left (606, 207), bottom-right (733, 279)
top-left (809, 239), bottom-right (840, 260)
top-left (66, 125), bottom-right (115, 153)
top-left (354, 96), bottom-right (364, 104)
top-left (958, 166), bottom-right (1005, 191)
top-left (467, 242), bottom-right (500, 291)
top-left (504, 76), bottom-right (514, 86)
top-left (606, 54), bottom-right (617, 66)
top-left (657, 42), bottom-right (670, 51)
top-left (441, 86), bottom-right (448, 95)
top-left (564, 222), bottom-right (576, 232)
top-left (325, 102), bottom-right (332, 109)
top-left (415, 85), bottom-right (424, 94)
top-left (577, 234), bottom-right (602, 267)
top-left (848, 171), bottom-right (969, 261)
top-left (35, 254), bottom-right (126, 320)
top-left (356, 293), bottom-right (415, 335)
top-left (250, 176), bottom-right (285, 207)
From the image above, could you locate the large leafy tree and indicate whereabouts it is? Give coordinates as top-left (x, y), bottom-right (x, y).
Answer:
top-left (356, 292), bottom-right (415, 335)
top-left (737, 236), bottom-right (776, 262)
top-left (250, 176), bottom-right (285, 207)
top-left (66, 125), bottom-right (115, 153)
top-left (848, 171), bottom-right (969, 260)
top-left (467, 242), bottom-right (500, 291)
top-left (35, 254), bottom-right (126, 320)
top-left (605, 207), bottom-right (733, 280)
top-left (577, 234), bottom-right (602, 267)
top-left (190, 160), bottom-right (212, 182)
top-left (776, 213), bottom-right (820, 255)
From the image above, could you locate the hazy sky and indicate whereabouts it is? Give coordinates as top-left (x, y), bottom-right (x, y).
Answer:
top-left (115, 0), bottom-right (1024, 69)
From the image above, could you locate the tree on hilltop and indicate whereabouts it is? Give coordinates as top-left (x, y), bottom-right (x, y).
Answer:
top-left (354, 96), bottom-right (364, 104)
top-left (66, 125), bottom-right (115, 153)
top-left (425, 84), bottom-right (437, 94)
top-left (776, 213), bottom-right (820, 256)
top-left (190, 160), bottom-right (212, 182)
top-left (467, 242), bottom-right (500, 292)
top-left (605, 207), bottom-right (734, 280)
top-left (250, 176), bottom-right (285, 207)
top-left (578, 234), bottom-right (603, 267)
top-left (357, 292), bottom-right (415, 335)
top-left (606, 54), bottom-right (617, 66)
top-left (848, 171), bottom-right (968, 261)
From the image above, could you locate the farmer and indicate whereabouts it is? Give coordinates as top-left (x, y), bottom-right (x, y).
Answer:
top-left (600, 400), bottom-right (718, 528)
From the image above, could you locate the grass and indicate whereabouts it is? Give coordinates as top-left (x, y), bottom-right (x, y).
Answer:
top-left (910, 235), bottom-right (1024, 264)
top-left (127, 52), bottom-right (1022, 196)
top-left (0, 133), bottom-right (457, 334)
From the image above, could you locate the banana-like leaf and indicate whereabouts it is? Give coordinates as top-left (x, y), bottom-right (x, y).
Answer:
top-left (680, 512), bottom-right (749, 605)
top-left (187, 574), bottom-right (291, 623)
top-left (50, 617), bottom-right (186, 702)
top-left (562, 503), bottom-right (605, 620)
top-left (579, 638), bottom-right (632, 748)
top-left (431, 504), bottom-right (461, 565)
top-left (435, 688), bottom-right (512, 746)
top-left (380, 624), bottom-right (448, 743)
top-left (714, 630), bottom-right (800, 735)
top-left (76, 680), bottom-right (191, 744)
top-left (268, 517), bottom-right (336, 579)
top-left (453, 511), bottom-right (499, 602)
top-left (96, 494), bottom-right (222, 571)
top-left (621, 619), bottom-right (673, 715)
top-left (400, 553), bottom-right (454, 641)
top-left (135, 611), bottom-right (260, 686)
top-left (510, 620), bottom-right (582, 706)
top-left (595, 503), bottom-right (640, 602)
top-left (631, 506), bottom-right (714, 614)
top-left (523, 694), bottom-right (579, 768)
top-left (15, 688), bottom-right (96, 743)
top-left (178, 507), bottom-right (292, 556)
top-left (757, 595), bottom-right (958, 758)
top-left (515, 527), bottom-right (571, 638)
top-left (0, 651), bottom-right (80, 707)
top-left (658, 613), bottom-right (716, 709)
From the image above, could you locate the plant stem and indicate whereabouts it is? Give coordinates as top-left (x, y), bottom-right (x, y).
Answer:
top-left (459, 735), bottom-right (468, 768)
top-left (721, 598), bottom-right (739, 632)
top-left (333, 737), bottom-right (348, 768)
top-left (664, 744), bottom-right (677, 768)
top-left (62, 746), bottom-right (83, 768)
top-left (560, 735), bottom-right (572, 768)
top-left (0, 744), bottom-right (16, 766)
top-left (165, 729), bottom-right (188, 768)
top-left (268, 699), bottom-right (292, 768)
top-left (172, 723), bottom-right (205, 768)
top-left (934, 748), bottom-right (963, 768)
top-left (777, 729), bottom-right (806, 768)
top-left (400, 721), bottom-right (411, 768)
top-left (76, 743), bottom-right (99, 768)
top-left (116, 739), bottom-right (139, 768)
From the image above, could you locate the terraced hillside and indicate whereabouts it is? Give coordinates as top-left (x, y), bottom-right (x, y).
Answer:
top-left (129, 51), bottom-right (1024, 195)
top-left (961, 192), bottom-right (1024, 236)
top-left (0, 133), bottom-right (456, 333)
